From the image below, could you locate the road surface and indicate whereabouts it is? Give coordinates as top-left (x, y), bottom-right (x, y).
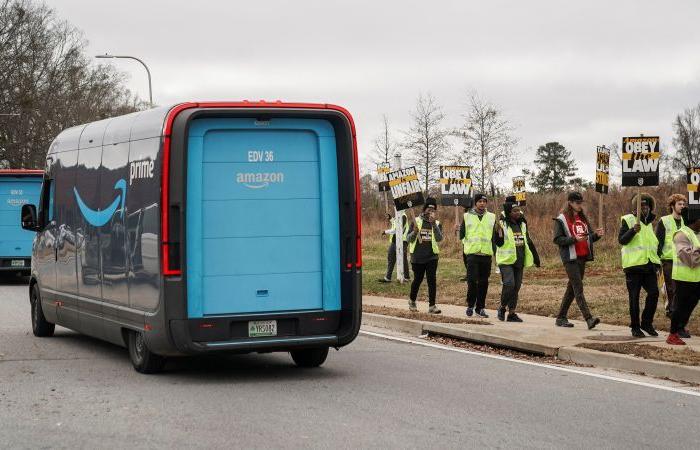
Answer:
top-left (1, 280), bottom-right (699, 449)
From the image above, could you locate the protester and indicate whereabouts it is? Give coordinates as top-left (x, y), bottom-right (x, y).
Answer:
top-left (379, 213), bottom-right (410, 282)
top-left (552, 192), bottom-right (603, 329)
top-left (618, 193), bottom-right (661, 337)
top-left (406, 198), bottom-right (443, 314)
top-left (667, 208), bottom-right (700, 345)
top-left (460, 193), bottom-right (496, 318)
top-left (655, 194), bottom-right (686, 320)
top-left (494, 201), bottom-right (540, 322)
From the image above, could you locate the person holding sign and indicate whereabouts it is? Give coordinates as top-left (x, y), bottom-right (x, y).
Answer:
top-left (655, 194), bottom-right (686, 320)
top-left (460, 193), bottom-right (496, 318)
top-left (380, 213), bottom-right (410, 283)
top-left (618, 194), bottom-right (660, 338)
top-left (406, 198), bottom-right (443, 314)
top-left (553, 192), bottom-right (603, 329)
top-left (666, 208), bottom-right (700, 345)
top-left (493, 200), bottom-right (540, 322)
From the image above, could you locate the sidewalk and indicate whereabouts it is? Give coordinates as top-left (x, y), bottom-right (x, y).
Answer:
top-left (363, 295), bottom-right (700, 384)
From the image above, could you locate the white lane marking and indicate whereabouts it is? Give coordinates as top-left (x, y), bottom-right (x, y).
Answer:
top-left (360, 330), bottom-right (700, 398)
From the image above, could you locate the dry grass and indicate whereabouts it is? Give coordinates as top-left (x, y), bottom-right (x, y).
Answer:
top-left (578, 342), bottom-right (700, 366)
top-left (363, 304), bottom-right (490, 325)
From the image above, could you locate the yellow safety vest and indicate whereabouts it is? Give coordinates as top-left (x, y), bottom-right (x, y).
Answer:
top-left (495, 221), bottom-right (534, 267)
top-left (672, 226), bottom-right (700, 282)
top-left (660, 214), bottom-right (684, 261)
top-left (387, 217), bottom-right (409, 243)
top-left (620, 214), bottom-right (660, 269)
top-left (463, 211), bottom-right (495, 256)
top-left (409, 217), bottom-right (440, 255)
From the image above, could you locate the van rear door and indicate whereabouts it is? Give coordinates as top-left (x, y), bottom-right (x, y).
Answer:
top-left (185, 118), bottom-right (340, 317)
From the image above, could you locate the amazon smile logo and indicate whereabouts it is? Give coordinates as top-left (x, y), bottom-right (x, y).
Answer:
top-left (236, 172), bottom-right (285, 189)
top-left (74, 179), bottom-right (126, 227)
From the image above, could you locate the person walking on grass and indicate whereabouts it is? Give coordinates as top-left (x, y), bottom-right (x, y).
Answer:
top-left (618, 193), bottom-right (661, 338)
top-left (667, 208), bottom-right (700, 346)
top-left (553, 192), bottom-right (603, 329)
top-left (655, 194), bottom-right (686, 320)
top-left (459, 193), bottom-right (496, 318)
top-left (407, 198), bottom-right (442, 314)
top-left (494, 200), bottom-right (540, 322)
top-left (379, 213), bottom-right (410, 283)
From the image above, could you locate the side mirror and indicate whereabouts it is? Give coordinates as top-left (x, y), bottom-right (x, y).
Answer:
top-left (21, 204), bottom-right (39, 231)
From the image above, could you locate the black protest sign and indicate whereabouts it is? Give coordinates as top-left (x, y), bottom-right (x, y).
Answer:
top-left (688, 167), bottom-right (700, 222)
top-left (621, 136), bottom-right (660, 187)
top-left (439, 165), bottom-right (472, 207)
top-left (512, 176), bottom-right (526, 206)
top-left (388, 166), bottom-right (425, 211)
top-left (595, 146), bottom-right (610, 194)
top-left (377, 162), bottom-right (391, 192)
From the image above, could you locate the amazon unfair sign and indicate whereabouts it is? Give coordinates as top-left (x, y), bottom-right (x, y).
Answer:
top-left (388, 166), bottom-right (425, 210)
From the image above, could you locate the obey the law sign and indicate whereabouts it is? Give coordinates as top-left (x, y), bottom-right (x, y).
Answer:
top-left (621, 136), bottom-right (660, 187)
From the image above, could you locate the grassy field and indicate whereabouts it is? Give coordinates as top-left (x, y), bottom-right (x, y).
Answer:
top-left (362, 233), bottom-right (700, 335)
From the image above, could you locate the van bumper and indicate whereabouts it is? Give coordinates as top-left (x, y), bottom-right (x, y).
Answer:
top-left (167, 311), bottom-right (344, 355)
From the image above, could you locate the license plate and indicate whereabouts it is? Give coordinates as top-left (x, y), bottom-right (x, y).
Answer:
top-left (11, 260), bottom-right (25, 267)
top-left (248, 320), bottom-right (277, 337)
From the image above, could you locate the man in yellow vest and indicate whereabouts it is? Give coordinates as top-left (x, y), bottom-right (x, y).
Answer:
top-left (666, 208), bottom-right (700, 345)
top-left (380, 213), bottom-right (410, 282)
top-left (618, 193), bottom-right (660, 338)
top-left (493, 201), bottom-right (540, 322)
top-left (459, 193), bottom-right (496, 318)
top-left (407, 198), bottom-right (443, 314)
top-left (654, 194), bottom-right (686, 321)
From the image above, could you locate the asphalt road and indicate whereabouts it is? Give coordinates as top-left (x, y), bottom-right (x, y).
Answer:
top-left (2, 279), bottom-right (700, 449)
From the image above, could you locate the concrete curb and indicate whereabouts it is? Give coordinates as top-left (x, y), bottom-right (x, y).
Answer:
top-left (363, 312), bottom-right (700, 385)
top-left (558, 347), bottom-right (700, 385)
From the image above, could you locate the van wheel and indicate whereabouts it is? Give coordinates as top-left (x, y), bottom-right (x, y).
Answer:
top-left (127, 330), bottom-right (165, 374)
top-left (30, 285), bottom-right (55, 337)
top-left (290, 347), bottom-right (329, 368)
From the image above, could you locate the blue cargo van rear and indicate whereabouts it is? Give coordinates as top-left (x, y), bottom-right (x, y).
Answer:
top-left (0, 170), bottom-right (43, 275)
top-left (22, 102), bottom-right (362, 373)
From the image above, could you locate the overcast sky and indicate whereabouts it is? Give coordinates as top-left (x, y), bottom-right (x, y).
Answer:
top-left (50, 0), bottom-right (700, 184)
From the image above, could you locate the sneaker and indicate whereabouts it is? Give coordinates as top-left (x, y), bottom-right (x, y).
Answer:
top-left (428, 305), bottom-right (442, 314)
top-left (378, 277), bottom-right (391, 283)
top-left (497, 307), bottom-right (506, 322)
top-left (586, 317), bottom-right (600, 330)
top-left (507, 313), bottom-right (523, 322)
top-left (475, 309), bottom-right (489, 318)
top-left (631, 328), bottom-right (645, 338)
top-left (556, 318), bottom-right (574, 328)
top-left (466, 307), bottom-right (474, 317)
top-left (641, 325), bottom-right (658, 337)
top-left (667, 333), bottom-right (686, 345)
top-left (678, 329), bottom-right (691, 339)
top-left (408, 300), bottom-right (418, 312)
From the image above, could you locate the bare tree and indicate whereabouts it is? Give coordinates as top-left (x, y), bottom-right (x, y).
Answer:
top-left (456, 92), bottom-right (518, 196)
top-left (671, 104), bottom-right (700, 171)
top-left (402, 93), bottom-right (451, 194)
top-left (0, 0), bottom-right (144, 169)
top-left (372, 114), bottom-right (395, 165)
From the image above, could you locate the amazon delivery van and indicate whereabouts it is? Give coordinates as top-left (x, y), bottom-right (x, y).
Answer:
top-left (0, 169), bottom-right (43, 276)
top-left (21, 102), bottom-right (362, 373)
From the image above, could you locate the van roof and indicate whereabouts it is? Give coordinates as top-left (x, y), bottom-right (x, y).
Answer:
top-left (48, 101), bottom-right (356, 155)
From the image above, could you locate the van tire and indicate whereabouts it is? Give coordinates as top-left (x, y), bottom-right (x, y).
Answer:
top-left (127, 330), bottom-right (165, 374)
top-left (30, 285), bottom-right (55, 337)
top-left (290, 347), bottom-right (329, 368)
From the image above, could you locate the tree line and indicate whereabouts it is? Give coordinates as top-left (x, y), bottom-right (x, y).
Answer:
top-left (0, 0), bottom-right (146, 170)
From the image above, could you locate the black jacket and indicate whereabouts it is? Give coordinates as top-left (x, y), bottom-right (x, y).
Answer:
top-left (552, 213), bottom-right (601, 263)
